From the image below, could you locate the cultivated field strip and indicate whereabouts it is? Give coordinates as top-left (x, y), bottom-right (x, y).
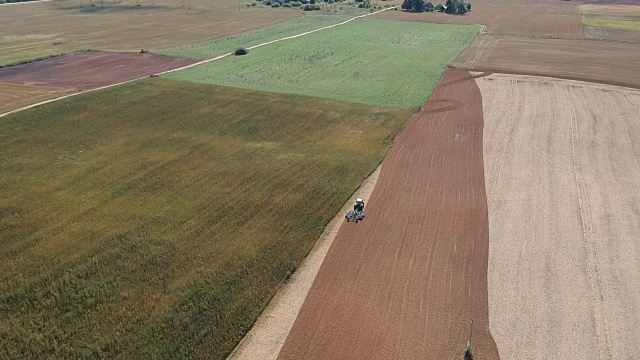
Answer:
top-left (478, 73), bottom-right (640, 359)
top-left (454, 35), bottom-right (640, 89)
top-left (374, 0), bottom-right (583, 38)
top-left (277, 70), bottom-right (499, 359)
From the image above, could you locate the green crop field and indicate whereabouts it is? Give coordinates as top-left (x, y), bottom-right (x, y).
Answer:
top-left (163, 18), bottom-right (480, 108)
top-left (156, 15), bottom-right (353, 60)
top-left (0, 78), bottom-right (412, 358)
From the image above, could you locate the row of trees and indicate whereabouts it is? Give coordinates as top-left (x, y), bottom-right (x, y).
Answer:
top-left (401, 0), bottom-right (470, 14)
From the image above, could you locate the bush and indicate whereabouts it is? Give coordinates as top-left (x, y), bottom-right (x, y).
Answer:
top-left (466, 2), bottom-right (470, 11)
top-left (290, 1), bottom-right (301, 5)
top-left (464, 344), bottom-right (474, 360)
top-left (235, 47), bottom-right (248, 55)
top-left (299, 0), bottom-right (308, 3)
top-left (435, 2), bottom-right (444, 11)
top-left (309, 0), bottom-right (315, 4)
top-left (303, 3), bottom-right (319, 9)
top-left (271, 1), bottom-right (280, 6)
top-left (283, 2), bottom-right (291, 6)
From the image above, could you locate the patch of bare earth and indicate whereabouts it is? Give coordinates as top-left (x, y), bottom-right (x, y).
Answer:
top-left (374, 0), bottom-right (583, 38)
top-left (478, 72), bottom-right (640, 359)
top-left (0, 51), bottom-right (197, 90)
top-left (454, 35), bottom-right (640, 89)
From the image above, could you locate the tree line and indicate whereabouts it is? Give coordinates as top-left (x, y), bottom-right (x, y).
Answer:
top-left (401, 0), bottom-right (471, 14)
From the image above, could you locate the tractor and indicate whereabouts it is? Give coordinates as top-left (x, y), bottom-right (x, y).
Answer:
top-left (345, 198), bottom-right (365, 223)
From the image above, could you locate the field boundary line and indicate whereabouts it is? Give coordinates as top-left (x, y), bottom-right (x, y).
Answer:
top-left (228, 165), bottom-right (384, 360)
top-left (0, 6), bottom-right (395, 119)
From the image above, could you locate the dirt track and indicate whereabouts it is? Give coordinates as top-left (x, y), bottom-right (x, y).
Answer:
top-left (478, 73), bottom-right (640, 359)
top-left (375, 0), bottom-right (583, 38)
top-left (0, 51), bottom-right (197, 90)
top-left (277, 69), bottom-right (499, 360)
top-left (454, 35), bottom-right (640, 89)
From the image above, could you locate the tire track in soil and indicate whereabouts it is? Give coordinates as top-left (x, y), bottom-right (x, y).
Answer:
top-left (277, 69), bottom-right (500, 360)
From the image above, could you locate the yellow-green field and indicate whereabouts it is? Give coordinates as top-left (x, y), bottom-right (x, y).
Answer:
top-left (581, 4), bottom-right (640, 32)
top-left (0, 78), bottom-right (412, 358)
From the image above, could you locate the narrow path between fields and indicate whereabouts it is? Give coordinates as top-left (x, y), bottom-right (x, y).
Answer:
top-left (0, 6), bottom-right (396, 120)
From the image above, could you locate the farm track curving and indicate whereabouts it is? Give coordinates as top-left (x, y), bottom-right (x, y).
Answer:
top-left (277, 69), bottom-right (499, 360)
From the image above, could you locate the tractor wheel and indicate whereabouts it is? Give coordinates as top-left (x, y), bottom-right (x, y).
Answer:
top-left (355, 220), bottom-right (359, 224)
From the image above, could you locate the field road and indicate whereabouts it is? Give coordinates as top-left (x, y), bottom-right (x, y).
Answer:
top-left (0, 7), bottom-right (395, 120)
top-left (478, 73), bottom-right (640, 359)
top-left (277, 70), bottom-right (499, 360)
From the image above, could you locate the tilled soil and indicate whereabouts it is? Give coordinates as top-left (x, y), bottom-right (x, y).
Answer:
top-left (277, 69), bottom-right (499, 360)
top-left (0, 51), bottom-right (197, 90)
top-left (453, 35), bottom-right (640, 89)
top-left (375, 0), bottom-right (583, 38)
top-left (478, 73), bottom-right (640, 359)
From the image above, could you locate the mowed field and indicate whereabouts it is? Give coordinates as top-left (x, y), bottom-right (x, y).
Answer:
top-left (0, 0), bottom-right (298, 66)
top-left (374, 0), bottom-right (583, 38)
top-left (163, 19), bottom-right (480, 108)
top-left (453, 35), bottom-right (640, 88)
top-left (0, 78), bottom-right (412, 358)
top-left (479, 73), bottom-right (640, 359)
top-left (278, 69), bottom-right (499, 360)
top-left (0, 83), bottom-right (70, 114)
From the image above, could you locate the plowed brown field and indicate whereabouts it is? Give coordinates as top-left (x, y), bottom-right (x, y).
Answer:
top-left (374, 0), bottom-right (583, 38)
top-left (453, 35), bottom-right (640, 88)
top-left (0, 51), bottom-right (197, 90)
top-left (277, 69), bottom-right (499, 360)
top-left (479, 73), bottom-right (640, 359)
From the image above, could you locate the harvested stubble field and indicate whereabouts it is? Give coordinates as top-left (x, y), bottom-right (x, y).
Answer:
top-left (0, 78), bottom-right (412, 358)
top-left (156, 15), bottom-right (352, 59)
top-left (0, 0), bottom-right (298, 66)
top-left (479, 73), bottom-right (640, 359)
top-left (453, 35), bottom-right (640, 88)
top-left (374, 0), bottom-right (583, 38)
top-left (0, 82), bottom-right (70, 114)
top-left (278, 69), bottom-right (499, 360)
top-left (163, 18), bottom-right (480, 108)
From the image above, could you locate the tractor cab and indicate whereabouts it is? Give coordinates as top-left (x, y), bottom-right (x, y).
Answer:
top-left (354, 198), bottom-right (365, 212)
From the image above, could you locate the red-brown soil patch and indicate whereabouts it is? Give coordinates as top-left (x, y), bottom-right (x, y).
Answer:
top-left (277, 69), bottom-right (499, 360)
top-left (375, 0), bottom-right (583, 38)
top-left (0, 51), bottom-right (197, 90)
top-left (453, 34), bottom-right (640, 89)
